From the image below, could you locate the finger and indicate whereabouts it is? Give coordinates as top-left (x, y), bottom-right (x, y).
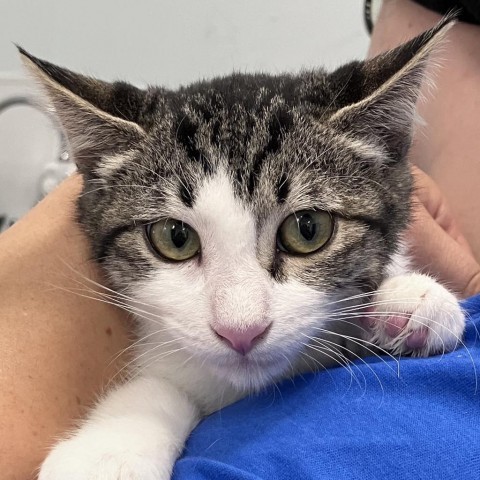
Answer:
top-left (411, 165), bottom-right (474, 254)
top-left (408, 200), bottom-right (480, 298)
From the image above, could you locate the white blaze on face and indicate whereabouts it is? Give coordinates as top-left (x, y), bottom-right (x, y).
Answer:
top-left (191, 170), bottom-right (270, 332)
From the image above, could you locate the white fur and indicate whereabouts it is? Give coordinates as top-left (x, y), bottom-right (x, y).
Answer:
top-left (386, 242), bottom-right (411, 277)
top-left (332, 130), bottom-right (388, 164)
top-left (95, 152), bottom-right (133, 178)
top-left (367, 273), bottom-right (465, 356)
top-left (39, 376), bottom-right (197, 480)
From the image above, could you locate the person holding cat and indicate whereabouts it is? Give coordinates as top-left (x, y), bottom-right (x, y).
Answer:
top-left (2, 1), bottom-right (480, 479)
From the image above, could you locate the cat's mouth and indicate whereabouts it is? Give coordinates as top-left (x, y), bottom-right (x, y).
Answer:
top-left (204, 346), bottom-right (294, 390)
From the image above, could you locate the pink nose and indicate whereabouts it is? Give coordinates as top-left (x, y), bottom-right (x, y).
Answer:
top-left (213, 324), bottom-right (270, 355)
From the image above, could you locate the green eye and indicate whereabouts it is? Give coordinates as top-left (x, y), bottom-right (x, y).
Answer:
top-left (147, 219), bottom-right (200, 261)
top-left (277, 210), bottom-right (333, 255)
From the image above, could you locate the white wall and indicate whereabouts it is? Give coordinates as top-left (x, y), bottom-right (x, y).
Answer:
top-left (0, 0), bottom-right (369, 227)
top-left (0, 0), bottom-right (368, 85)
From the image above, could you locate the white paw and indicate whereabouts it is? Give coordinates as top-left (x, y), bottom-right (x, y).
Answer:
top-left (39, 430), bottom-right (170, 480)
top-left (366, 274), bottom-right (465, 357)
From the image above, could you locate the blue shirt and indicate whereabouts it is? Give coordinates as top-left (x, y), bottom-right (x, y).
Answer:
top-left (174, 294), bottom-right (480, 480)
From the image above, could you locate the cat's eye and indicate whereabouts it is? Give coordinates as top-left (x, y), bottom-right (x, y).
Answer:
top-left (277, 210), bottom-right (333, 255)
top-left (147, 219), bottom-right (200, 261)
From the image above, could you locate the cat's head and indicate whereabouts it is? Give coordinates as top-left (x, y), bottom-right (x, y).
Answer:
top-left (20, 19), bottom-right (451, 390)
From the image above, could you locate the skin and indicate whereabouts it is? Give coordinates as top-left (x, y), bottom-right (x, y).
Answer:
top-left (1, 2), bottom-right (480, 477)
top-left (409, 166), bottom-right (480, 298)
top-left (369, 0), bottom-right (480, 279)
top-left (0, 174), bottom-right (130, 480)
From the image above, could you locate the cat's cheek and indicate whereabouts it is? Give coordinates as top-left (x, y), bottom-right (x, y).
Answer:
top-left (129, 270), bottom-right (211, 336)
top-left (270, 280), bottom-right (326, 332)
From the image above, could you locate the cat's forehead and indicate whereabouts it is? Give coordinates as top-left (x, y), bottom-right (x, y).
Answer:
top-left (171, 72), bottom-right (330, 113)
top-left (98, 71), bottom-right (394, 224)
top-left (133, 73), bottom-right (343, 205)
top-left (155, 72), bottom-right (334, 168)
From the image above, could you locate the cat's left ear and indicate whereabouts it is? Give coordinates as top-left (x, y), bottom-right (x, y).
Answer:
top-left (17, 47), bottom-right (148, 174)
top-left (327, 16), bottom-right (454, 162)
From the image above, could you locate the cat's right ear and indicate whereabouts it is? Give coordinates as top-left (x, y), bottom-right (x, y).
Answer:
top-left (325, 16), bottom-right (454, 163)
top-left (17, 47), bottom-right (147, 174)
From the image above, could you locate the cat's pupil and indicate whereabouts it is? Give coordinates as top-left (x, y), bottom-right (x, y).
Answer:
top-left (171, 222), bottom-right (189, 248)
top-left (298, 214), bottom-right (317, 241)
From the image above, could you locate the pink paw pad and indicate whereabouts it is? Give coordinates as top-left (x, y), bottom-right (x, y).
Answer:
top-left (405, 329), bottom-right (428, 349)
top-left (384, 315), bottom-right (409, 337)
top-left (358, 307), bottom-right (377, 329)
top-left (359, 315), bottom-right (376, 329)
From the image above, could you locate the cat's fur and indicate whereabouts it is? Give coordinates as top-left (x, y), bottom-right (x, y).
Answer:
top-left (23, 18), bottom-right (465, 480)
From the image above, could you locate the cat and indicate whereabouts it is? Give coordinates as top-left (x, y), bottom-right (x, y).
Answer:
top-left (23, 17), bottom-right (465, 480)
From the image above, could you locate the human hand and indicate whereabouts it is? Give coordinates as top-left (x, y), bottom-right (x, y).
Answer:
top-left (408, 165), bottom-right (480, 298)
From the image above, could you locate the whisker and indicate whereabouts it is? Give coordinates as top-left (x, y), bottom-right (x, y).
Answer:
top-left (127, 346), bottom-right (191, 383)
top-left (307, 327), bottom-right (400, 372)
top-left (301, 342), bottom-right (362, 392)
top-left (299, 351), bottom-right (340, 388)
top-left (304, 335), bottom-right (387, 399)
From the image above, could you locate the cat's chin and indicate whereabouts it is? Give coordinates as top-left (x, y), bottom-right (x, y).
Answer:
top-left (208, 354), bottom-right (292, 392)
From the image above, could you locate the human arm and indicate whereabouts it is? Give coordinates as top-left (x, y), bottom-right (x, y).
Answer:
top-left (0, 174), bottom-right (130, 479)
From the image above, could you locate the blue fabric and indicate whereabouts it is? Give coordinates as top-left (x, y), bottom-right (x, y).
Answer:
top-left (173, 295), bottom-right (480, 480)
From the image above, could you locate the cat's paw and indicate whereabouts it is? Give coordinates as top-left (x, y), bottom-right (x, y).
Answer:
top-left (365, 274), bottom-right (465, 357)
top-left (39, 432), bottom-right (170, 480)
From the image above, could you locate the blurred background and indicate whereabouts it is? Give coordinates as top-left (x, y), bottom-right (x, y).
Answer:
top-left (0, 0), bottom-right (369, 231)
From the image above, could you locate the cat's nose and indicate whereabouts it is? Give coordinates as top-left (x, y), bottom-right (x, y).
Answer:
top-left (213, 323), bottom-right (270, 355)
